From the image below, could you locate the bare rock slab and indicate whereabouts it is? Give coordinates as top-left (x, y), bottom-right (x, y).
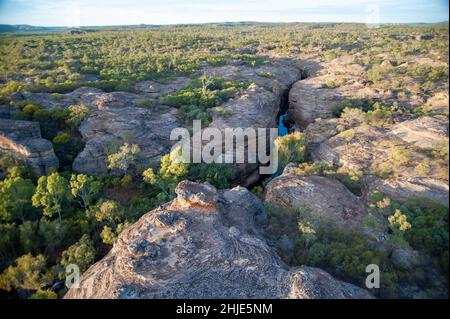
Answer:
top-left (64, 181), bottom-right (372, 299)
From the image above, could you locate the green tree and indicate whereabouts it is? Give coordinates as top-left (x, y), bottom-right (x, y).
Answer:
top-left (143, 147), bottom-right (189, 195)
top-left (107, 143), bottom-right (141, 174)
top-left (70, 174), bottom-right (101, 209)
top-left (0, 223), bottom-right (18, 262)
top-left (38, 219), bottom-right (67, 255)
top-left (275, 132), bottom-right (307, 172)
top-left (0, 81), bottom-right (22, 94)
top-left (389, 209), bottom-right (412, 233)
top-left (100, 225), bottom-right (116, 245)
top-left (60, 235), bottom-right (96, 272)
top-left (92, 199), bottom-right (123, 225)
top-left (32, 172), bottom-right (69, 221)
top-left (188, 163), bottom-right (235, 188)
top-left (19, 221), bottom-right (41, 254)
top-left (0, 177), bottom-right (35, 222)
top-left (0, 254), bottom-right (52, 292)
top-left (66, 104), bottom-right (90, 130)
top-left (29, 289), bottom-right (58, 299)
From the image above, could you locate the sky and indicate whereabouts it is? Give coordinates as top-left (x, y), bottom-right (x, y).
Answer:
top-left (0, 0), bottom-right (448, 27)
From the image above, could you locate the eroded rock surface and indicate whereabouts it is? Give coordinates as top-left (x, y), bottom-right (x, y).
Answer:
top-left (0, 119), bottom-right (58, 175)
top-left (64, 180), bottom-right (372, 299)
top-left (306, 116), bottom-right (449, 205)
top-left (72, 106), bottom-right (182, 175)
top-left (16, 58), bottom-right (305, 178)
top-left (263, 164), bottom-right (367, 228)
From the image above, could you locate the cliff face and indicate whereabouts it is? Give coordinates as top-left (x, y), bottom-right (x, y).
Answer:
top-left (0, 119), bottom-right (58, 175)
top-left (65, 180), bottom-right (373, 299)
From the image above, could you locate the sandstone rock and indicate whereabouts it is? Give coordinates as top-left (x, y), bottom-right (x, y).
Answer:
top-left (424, 91), bottom-right (449, 113)
top-left (64, 181), bottom-right (372, 299)
top-left (309, 117), bottom-right (449, 205)
top-left (135, 77), bottom-right (191, 95)
top-left (263, 166), bottom-right (367, 228)
top-left (0, 119), bottom-right (58, 175)
top-left (196, 60), bottom-right (304, 186)
top-left (72, 106), bottom-right (182, 175)
top-left (19, 58), bottom-right (304, 180)
top-left (390, 115), bottom-right (448, 149)
top-left (288, 77), bottom-right (338, 128)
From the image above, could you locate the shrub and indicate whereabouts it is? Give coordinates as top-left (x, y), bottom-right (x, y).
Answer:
top-left (66, 104), bottom-right (90, 130)
top-left (275, 132), bottom-right (307, 172)
top-left (0, 81), bottom-right (23, 94)
top-left (107, 143), bottom-right (142, 175)
top-left (60, 234), bottom-right (96, 272)
top-left (188, 163), bottom-right (235, 189)
top-left (52, 133), bottom-right (71, 144)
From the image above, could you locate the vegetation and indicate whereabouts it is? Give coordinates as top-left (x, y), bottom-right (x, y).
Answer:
top-left (0, 22), bottom-right (448, 299)
top-left (163, 76), bottom-right (251, 126)
top-left (275, 132), bottom-right (307, 173)
top-left (261, 199), bottom-right (448, 298)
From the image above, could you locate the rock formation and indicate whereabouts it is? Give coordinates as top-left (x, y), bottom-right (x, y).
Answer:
top-left (263, 164), bottom-right (368, 228)
top-left (65, 180), bottom-right (373, 299)
top-left (304, 116), bottom-right (449, 206)
top-left (18, 57), bottom-right (305, 179)
top-left (0, 119), bottom-right (58, 175)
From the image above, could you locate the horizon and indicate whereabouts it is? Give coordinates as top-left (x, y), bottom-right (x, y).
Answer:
top-left (0, 0), bottom-right (449, 27)
top-left (1, 20), bottom-right (450, 29)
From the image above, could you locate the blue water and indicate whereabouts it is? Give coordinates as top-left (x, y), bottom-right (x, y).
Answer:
top-left (278, 114), bottom-right (288, 136)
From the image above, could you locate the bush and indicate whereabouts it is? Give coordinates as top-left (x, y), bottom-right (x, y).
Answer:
top-left (188, 163), bottom-right (235, 189)
top-left (0, 81), bottom-right (23, 94)
top-left (66, 104), bottom-right (90, 130)
top-left (29, 289), bottom-right (58, 299)
top-left (259, 204), bottom-right (400, 297)
top-left (275, 132), bottom-right (307, 172)
top-left (163, 77), bottom-right (250, 111)
top-left (60, 234), bottom-right (96, 272)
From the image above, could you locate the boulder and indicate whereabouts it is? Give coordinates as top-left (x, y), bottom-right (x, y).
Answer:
top-left (72, 106), bottom-right (182, 175)
top-left (263, 165), bottom-right (367, 228)
top-left (64, 181), bottom-right (372, 299)
top-left (0, 119), bottom-right (58, 175)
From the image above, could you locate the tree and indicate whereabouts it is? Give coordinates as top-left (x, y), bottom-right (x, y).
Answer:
top-left (38, 219), bottom-right (67, 254)
top-left (389, 209), bottom-right (412, 233)
top-left (0, 254), bottom-right (52, 292)
top-left (188, 163), bottom-right (235, 188)
top-left (60, 235), bottom-right (96, 272)
top-left (275, 132), bottom-right (307, 172)
top-left (0, 177), bottom-right (35, 222)
top-left (70, 174), bottom-right (101, 210)
top-left (92, 199), bottom-right (123, 225)
top-left (107, 143), bottom-right (141, 174)
top-left (29, 289), bottom-right (58, 299)
top-left (66, 104), bottom-right (90, 130)
top-left (0, 81), bottom-right (22, 94)
top-left (19, 221), bottom-right (41, 254)
top-left (0, 223), bottom-right (18, 261)
top-left (142, 147), bottom-right (189, 195)
top-left (32, 172), bottom-right (69, 221)
top-left (100, 226), bottom-right (116, 245)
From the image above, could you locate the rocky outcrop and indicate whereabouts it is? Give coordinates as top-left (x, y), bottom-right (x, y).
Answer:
top-left (263, 164), bottom-right (367, 228)
top-left (390, 115), bottom-right (448, 149)
top-left (0, 119), bottom-right (58, 175)
top-left (19, 58), bottom-right (304, 178)
top-left (64, 180), bottom-right (372, 299)
top-left (195, 59), bottom-right (304, 185)
top-left (72, 106), bottom-right (182, 175)
top-left (306, 116), bottom-right (449, 205)
top-left (288, 78), bottom-right (339, 128)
